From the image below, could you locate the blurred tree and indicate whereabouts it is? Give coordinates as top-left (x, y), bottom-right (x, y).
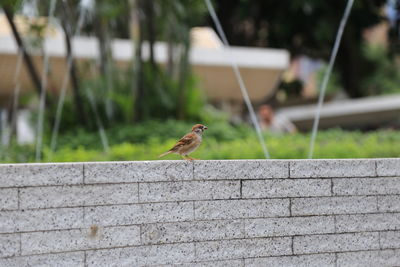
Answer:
top-left (212, 0), bottom-right (387, 97)
top-left (3, 4), bottom-right (45, 100)
top-left (59, 0), bottom-right (87, 125)
top-left (130, 0), bottom-right (207, 121)
top-left (0, 0), bottom-right (208, 130)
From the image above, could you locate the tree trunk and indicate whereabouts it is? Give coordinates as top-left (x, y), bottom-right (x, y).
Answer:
top-left (167, 33), bottom-right (175, 77)
top-left (60, 1), bottom-right (87, 125)
top-left (133, 0), bottom-right (145, 122)
top-left (143, 0), bottom-right (156, 70)
top-left (93, 17), bottom-right (109, 76)
top-left (3, 6), bottom-right (46, 101)
top-left (166, 11), bottom-right (176, 78)
top-left (177, 39), bottom-right (190, 120)
top-left (93, 4), bottom-right (114, 119)
top-left (337, 28), bottom-right (363, 98)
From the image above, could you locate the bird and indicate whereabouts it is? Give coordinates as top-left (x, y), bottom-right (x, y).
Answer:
top-left (159, 124), bottom-right (208, 160)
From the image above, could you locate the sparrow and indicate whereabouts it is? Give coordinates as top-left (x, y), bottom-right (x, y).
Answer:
top-left (159, 124), bottom-right (208, 160)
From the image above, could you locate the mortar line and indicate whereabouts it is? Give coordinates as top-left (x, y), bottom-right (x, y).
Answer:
top-left (334, 252), bottom-right (338, 267)
top-left (17, 188), bottom-right (21, 210)
top-left (193, 201), bottom-right (196, 220)
top-left (194, 241), bottom-right (198, 259)
top-left (11, 197), bottom-right (400, 214)
top-left (82, 164), bottom-right (85, 184)
top-left (240, 180), bottom-right (243, 199)
top-left (376, 195), bottom-right (379, 212)
top-left (291, 236), bottom-right (294, 254)
top-left (374, 160), bottom-right (378, 177)
top-left (19, 232), bottom-right (22, 256)
top-left (8, 200), bottom-right (400, 216)
top-left (378, 231), bottom-right (383, 250)
top-left (6, 247), bottom-right (393, 263)
top-left (82, 206), bottom-right (86, 227)
top-left (1, 240), bottom-right (400, 262)
top-left (288, 161), bottom-right (291, 178)
top-left (330, 179), bottom-right (334, 196)
top-left (84, 251), bottom-right (87, 267)
top-left (176, 249), bottom-right (400, 267)
top-left (191, 161), bottom-right (195, 180)
top-left (289, 198), bottom-right (292, 217)
top-left (243, 218), bottom-right (247, 238)
top-left (3, 173), bottom-right (398, 190)
top-left (1, 223), bottom-right (394, 237)
top-left (333, 215), bottom-right (337, 233)
top-left (139, 224), bottom-right (143, 245)
top-left (137, 183), bottom-right (140, 203)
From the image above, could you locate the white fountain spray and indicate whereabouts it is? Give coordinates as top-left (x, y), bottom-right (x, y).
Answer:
top-left (50, 0), bottom-right (110, 153)
top-left (204, 0), bottom-right (270, 159)
top-left (35, 0), bottom-right (57, 161)
top-left (308, 0), bottom-right (354, 159)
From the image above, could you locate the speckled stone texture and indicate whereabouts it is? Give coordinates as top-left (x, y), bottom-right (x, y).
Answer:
top-left (245, 254), bottom-right (336, 267)
top-left (139, 180), bottom-right (240, 202)
top-left (84, 160), bottom-right (193, 183)
top-left (141, 220), bottom-right (244, 245)
top-left (333, 177), bottom-right (400, 195)
top-left (84, 202), bottom-right (193, 226)
top-left (245, 216), bottom-right (335, 237)
top-left (336, 249), bottom-right (400, 267)
top-left (20, 183), bottom-right (139, 209)
top-left (193, 160), bottom-right (289, 179)
top-left (1, 158), bottom-right (400, 266)
top-left (0, 234), bottom-right (19, 257)
top-left (0, 163), bottom-right (83, 187)
top-left (86, 243), bottom-right (196, 266)
top-left (376, 158), bottom-right (400, 177)
top-left (0, 252), bottom-right (84, 267)
top-left (291, 196), bottom-right (378, 216)
top-left (195, 237), bottom-right (292, 261)
top-left (0, 188), bottom-right (18, 211)
top-left (293, 232), bottom-right (380, 254)
top-left (0, 208), bottom-right (83, 233)
top-left (290, 159), bottom-right (377, 178)
top-left (21, 225), bottom-right (141, 255)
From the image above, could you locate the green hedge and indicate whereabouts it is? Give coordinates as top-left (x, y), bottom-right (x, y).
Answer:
top-left (1, 128), bottom-right (399, 163)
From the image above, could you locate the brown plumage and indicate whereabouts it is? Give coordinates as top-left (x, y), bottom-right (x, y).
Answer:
top-left (159, 124), bottom-right (208, 160)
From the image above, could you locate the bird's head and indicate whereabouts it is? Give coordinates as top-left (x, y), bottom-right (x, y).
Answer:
top-left (191, 124), bottom-right (208, 134)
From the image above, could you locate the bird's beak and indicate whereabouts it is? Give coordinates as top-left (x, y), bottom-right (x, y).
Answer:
top-left (204, 126), bottom-right (208, 130)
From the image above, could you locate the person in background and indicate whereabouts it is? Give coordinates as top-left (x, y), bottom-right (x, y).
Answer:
top-left (258, 104), bottom-right (297, 134)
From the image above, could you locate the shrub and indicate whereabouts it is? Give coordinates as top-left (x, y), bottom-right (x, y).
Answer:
top-left (5, 128), bottom-right (397, 163)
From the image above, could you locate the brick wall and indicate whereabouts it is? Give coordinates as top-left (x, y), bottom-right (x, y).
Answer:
top-left (0, 159), bottom-right (400, 266)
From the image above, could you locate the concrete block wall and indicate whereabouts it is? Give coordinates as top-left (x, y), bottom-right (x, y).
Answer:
top-left (0, 159), bottom-right (400, 266)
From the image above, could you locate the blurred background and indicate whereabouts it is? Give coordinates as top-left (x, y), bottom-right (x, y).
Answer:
top-left (0, 0), bottom-right (399, 162)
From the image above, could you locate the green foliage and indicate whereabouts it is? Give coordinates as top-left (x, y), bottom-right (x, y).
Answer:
top-left (43, 62), bottom-right (205, 137)
top-left (212, 0), bottom-right (387, 97)
top-left (0, 0), bottom-right (24, 10)
top-left (45, 129), bottom-right (400, 161)
top-left (0, 142), bottom-right (35, 163)
top-left (135, 62), bottom-right (205, 121)
top-left (11, 0), bottom-right (209, 137)
top-left (315, 64), bottom-right (342, 95)
top-left (2, 126), bottom-right (400, 163)
top-left (51, 116), bottom-right (249, 149)
top-left (361, 44), bottom-right (400, 95)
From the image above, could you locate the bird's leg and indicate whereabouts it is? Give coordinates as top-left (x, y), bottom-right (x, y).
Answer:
top-left (186, 156), bottom-right (198, 160)
top-left (181, 155), bottom-right (191, 161)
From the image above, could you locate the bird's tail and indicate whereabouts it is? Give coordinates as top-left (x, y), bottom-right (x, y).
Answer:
top-left (158, 150), bottom-right (173, 158)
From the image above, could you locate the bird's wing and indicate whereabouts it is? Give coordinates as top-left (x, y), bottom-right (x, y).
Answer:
top-left (169, 133), bottom-right (197, 151)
